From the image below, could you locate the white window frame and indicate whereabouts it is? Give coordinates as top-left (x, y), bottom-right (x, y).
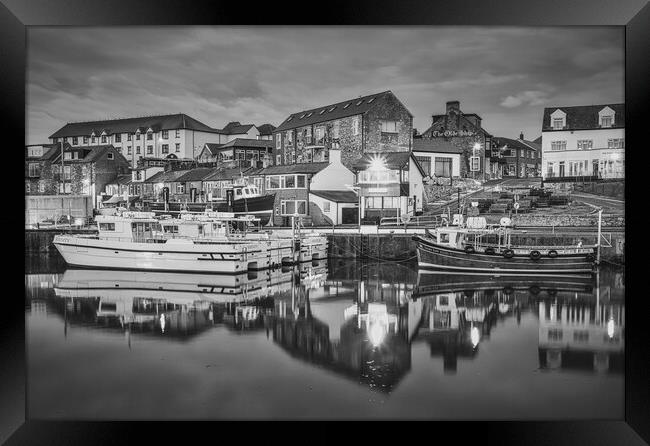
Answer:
top-left (380, 120), bottom-right (398, 133)
top-left (470, 156), bottom-right (480, 172)
top-left (577, 140), bottom-right (593, 150)
top-left (280, 199), bottom-right (307, 216)
top-left (551, 141), bottom-right (567, 151)
top-left (552, 118), bottom-right (564, 130)
top-left (352, 117), bottom-right (360, 136)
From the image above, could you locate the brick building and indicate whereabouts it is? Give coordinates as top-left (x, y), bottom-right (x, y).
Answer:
top-left (273, 90), bottom-right (413, 170)
top-left (420, 101), bottom-right (494, 180)
top-left (36, 144), bottom-right (130, 207)
top-left (492, 133), bottom-right (541, 178)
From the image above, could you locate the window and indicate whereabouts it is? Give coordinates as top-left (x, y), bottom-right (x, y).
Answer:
top-left (163, 225), bottom-right (179, 234)
top-left (546, 162), bottom-right (554, 177)
top-left (285, 175), bottom-right (295, 188)
top-left (519, 149), bottom-right (524, 157)
top-left (147, 145), bottom-right (153, 155)
top-left (176, 184), bottom-right (185, 194)
top-left (63, 137), bottom-right (68, 143)
top-left (276, 154), bottom-right (281, 165)
top-left (352, 117), bottom-right (360, 136)
top-left (175, 143), bottom-right (180, 152)
top-left (547, 329), bottom-right (563, 341)
top-left (435, 157), bottom-right (452, 177)
top-left (276, 134), bottom-right (282, 150)
top-left (101, 136), bottom-right (107, 143)
top-left (63, 152), bottom-right (72, 160)
top-left (91, 137), bottom-right (96, 144)
top-left (83, 136), bottom-right (88, 144)
top-left (162, 144), bottom-right (169, 154)
top-left (145, 132), bottom-right (152, 141)
top-left (162, 130), bottom-right (169, 139)
top-left (577, 140), bottom-right (593, 150)
top-left (323, 201), bottom-right (331, 213)
top-left (470, 156), bottom-right (480, 172)
top-left (315, 127), bottom-right (324, 142)
top-left (608, 138), bottom-right (624, 149)
top-left (281, 200), bottom-right (307, 215)
top-left (552, 118), bottom-right (564, 130)
top-left (107, 152), bottom-right (114, 160)
top-left (364, 197), bottom-right (399, 209)
top-left (297, 175), bottom-right (306, 188)
top-left (286, 131), bottom-right (293, 143)
top-left (99, 223), bottom-right (116, 231)
top-left (343, 103), bottom-right (351, 109)
top-left (136, 134), bottom-right (141, 141)
top-left (39, 182), bottom-right (45, 193)
top-left (127, 134), bottom-right (132, 141)
top-left (115, 134), bottom-right (121, 143)
top-left (28, 163), bottom-right (40, 177)
top-left (176, 130), bottom-right (180, 138)
top-left (63, 165), bottom-right (71, 180)
top-left (551, 141), bottom-right (567, 151)
top-left (600, 116), bottom-right (613, 127)
top-left (333, 120), bottom-right (340, 139)
top-left (380, 120), bottom-right (398, 133)
top-left (72, 137), bottom-right (78, 145)
top-left (136, 147), bottom-right (141, 154)
top-left (127, 146), bottom-right (132, 155)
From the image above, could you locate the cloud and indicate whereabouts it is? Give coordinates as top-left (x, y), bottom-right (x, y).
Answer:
top-left (500, 90), bottom-right (551, 108)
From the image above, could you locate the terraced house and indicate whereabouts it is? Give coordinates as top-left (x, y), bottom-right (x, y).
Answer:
top-left (49, 115), bottom-right (270, 169)
top-left (273, 90), bottom-right (413, 170)
top-left (541, 103), bottom-right (625, 180)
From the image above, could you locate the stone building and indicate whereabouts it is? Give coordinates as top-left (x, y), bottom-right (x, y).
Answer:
top-left (37, 144), bottom-right (130, 207)
top-left (25, 144), bottom-right (51, 195)
top-left (273, 90), bottom-right (413, 170)
top-left (420, 101), bottom-right (494, 180)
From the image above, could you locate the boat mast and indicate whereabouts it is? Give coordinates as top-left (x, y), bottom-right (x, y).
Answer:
top-left (596, 208), bottom-right (603, 265)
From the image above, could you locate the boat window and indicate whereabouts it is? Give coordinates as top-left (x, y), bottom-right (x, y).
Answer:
top-left (99, 223), bottom-right (115, 231)
top-left (151, 222), bottom-right (162, 232)
top-left (236, 189), bottom-right (242, 196)
top-left (163, 225), bottom-right (178, 233)
top-left (244, 188), bottom-right (250, 194)
top-left (198, 225), bottom-right (203, 235)
top-left (439, 232), bottom-right (450, 243)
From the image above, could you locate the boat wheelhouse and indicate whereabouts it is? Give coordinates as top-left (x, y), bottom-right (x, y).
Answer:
top-left (413, 217), bottom-right (597, 274)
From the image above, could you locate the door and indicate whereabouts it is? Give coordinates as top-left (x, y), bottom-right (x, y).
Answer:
top-left (341, 207), bottom-right (358, 225)
top-left (593, 161), bottom-right (599, 178)
top-left (559, 162), bottom-right (565, 177)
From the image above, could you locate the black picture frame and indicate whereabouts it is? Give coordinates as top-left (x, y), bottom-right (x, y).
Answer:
top-left (5, 0), bottom-right (648, 444)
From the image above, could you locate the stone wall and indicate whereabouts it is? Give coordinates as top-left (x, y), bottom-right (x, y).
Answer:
top-left (363, 93), bottom-right (412, 154)
top-left (512, 214), bottom-right (625, 227)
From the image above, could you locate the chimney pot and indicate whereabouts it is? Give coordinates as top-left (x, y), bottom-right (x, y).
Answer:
top-left (519, 131), bottom-right (524, 140)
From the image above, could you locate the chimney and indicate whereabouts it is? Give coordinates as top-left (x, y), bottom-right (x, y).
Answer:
top-left (328, 147), bottom-right (341, 164)
top-left (446, 101), bottom-right (460, 114)
top-left (519, 131), bottom-right (524, 140)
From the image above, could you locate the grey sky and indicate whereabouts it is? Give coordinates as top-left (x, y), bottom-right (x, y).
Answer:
top-left (27, 26), bottom-right (624, 144)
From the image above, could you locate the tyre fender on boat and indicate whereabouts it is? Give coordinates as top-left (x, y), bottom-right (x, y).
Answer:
top-left (464, 245), bottom-right (475, 254)
top-left (547, 250), bottom-right (558, 258)
top-left (585, 253), bottom-right (596, 262)
top-left (503, 249), bottom-right (515, 259)
top-left (484, 247), bottom-right (496, 255)
top-left (530, 250), bottom-right (541, 260)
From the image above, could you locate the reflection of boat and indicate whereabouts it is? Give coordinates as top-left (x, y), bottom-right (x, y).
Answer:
top-left (54, 268), bottom-right (295, 302)
top-left (414, 270), bottom-right (595, 298)
top-left (413, 225), bottom-right (596, 274)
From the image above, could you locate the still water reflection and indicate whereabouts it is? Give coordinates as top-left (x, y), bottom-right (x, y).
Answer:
top-left (25, 257), bottom-right (624, 419)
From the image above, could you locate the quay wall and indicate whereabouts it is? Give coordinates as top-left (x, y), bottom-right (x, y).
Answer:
top-left (327, 232), bottom-right (625, 264)
top-left (25, 195), bottom-right (93, 226)
top-left (511, 214), bottom-right (624, 227)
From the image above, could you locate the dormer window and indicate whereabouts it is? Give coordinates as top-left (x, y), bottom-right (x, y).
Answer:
top-left (550, 109), bottom-right (567, 130)
top-left (599, 106), bottom-right (615, 127)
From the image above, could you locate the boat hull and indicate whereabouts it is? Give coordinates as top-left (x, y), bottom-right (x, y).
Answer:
top-left (414, 235), bottom-right (595, 274)
top-left (53, 235), bottom-right (290, 273)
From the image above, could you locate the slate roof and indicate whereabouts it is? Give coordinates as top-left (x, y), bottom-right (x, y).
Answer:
top-left (351, 151), bottom-right (427, 177)
top-left (40, 144), bottom-right (126, 164)
top-left (542, 104), bottom-right (625, 131)
top-left (413, 138), bottom-right (464, 154)
top-left (256, 124), bottom-right (276, 136)
top-left (220, 121), bottom-right (255, 135)
top-left (50, 113), bottom-right (219, 138)
top-left (203, 143), bottom-right (223, 156)
top-left (274, 91), bottom-right (411, 133)
top-left (173, 167), bottom-right (219, 183)
top-left (111, 174), bottom-right (133, 186)
top-left (310, 190), bottom-right (359, 203)
top-left (217, 138), bottom-right (273, 149)
top-left (144, 169), bottom-right (191, 184)
top-left (204, 166), bottom-right (258, 181)
top-left (255, 162), bottom-right (330, 176)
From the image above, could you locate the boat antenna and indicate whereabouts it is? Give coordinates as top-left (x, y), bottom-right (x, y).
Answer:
top-left (596, 207), bottom-right (603, 265)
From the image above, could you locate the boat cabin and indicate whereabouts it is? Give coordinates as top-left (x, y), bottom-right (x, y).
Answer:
top-left (233, 185), bottom-right (261, 200)
top-left (158, 212), bottom-right (264, 240)
top-left (96, 212), bottom-right (163, 242)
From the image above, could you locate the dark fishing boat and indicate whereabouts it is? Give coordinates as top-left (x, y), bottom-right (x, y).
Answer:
top-left (413, 221), bottom-right (597, 274)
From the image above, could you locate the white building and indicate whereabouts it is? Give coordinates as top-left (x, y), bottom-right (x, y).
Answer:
top-left (412, 138), bottom-right (463, 179)
top-left (541, 104), bottom-right (624, 180)
top-left (49, 115), bottom-right (266, 168)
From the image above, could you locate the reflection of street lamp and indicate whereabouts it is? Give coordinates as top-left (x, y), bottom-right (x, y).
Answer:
top-left (607, 317), bottom-right (615, 338)
top-left (471, 325), bottom-right (480, 348)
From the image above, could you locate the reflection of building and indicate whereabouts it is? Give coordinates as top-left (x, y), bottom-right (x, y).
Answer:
top-left (538, 298), bottom-right (624, 373)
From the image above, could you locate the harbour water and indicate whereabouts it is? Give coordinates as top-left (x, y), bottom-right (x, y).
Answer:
top-left (25, 254), bottom-right (624, 419)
